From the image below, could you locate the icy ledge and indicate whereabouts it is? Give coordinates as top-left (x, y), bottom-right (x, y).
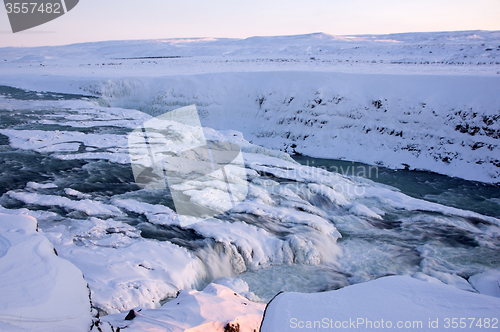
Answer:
top-left (261, 275), bottom-right (500, 332)
top-left (0, 214), bottom-right (93, 332)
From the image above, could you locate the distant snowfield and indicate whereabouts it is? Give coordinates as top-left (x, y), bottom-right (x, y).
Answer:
top-left (1, 30), bottom-right (499, 182)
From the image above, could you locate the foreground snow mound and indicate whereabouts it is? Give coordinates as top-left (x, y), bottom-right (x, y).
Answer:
top-left (261, 276), bottom-right (500, 332)
top-left (0, 214), bottom-right (92, 332)
top-left (101, 283), bottom-right (265, 332)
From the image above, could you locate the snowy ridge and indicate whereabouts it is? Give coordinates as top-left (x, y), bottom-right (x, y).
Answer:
top-left (0, 30), bottom-right (499, 78)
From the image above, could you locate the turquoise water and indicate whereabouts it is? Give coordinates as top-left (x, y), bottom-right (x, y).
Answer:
top-left (293, 155), bottom-right (500, 218)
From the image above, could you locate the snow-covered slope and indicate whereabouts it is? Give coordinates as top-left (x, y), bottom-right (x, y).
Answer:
top-left (0, 214), bottom-right (93, 332)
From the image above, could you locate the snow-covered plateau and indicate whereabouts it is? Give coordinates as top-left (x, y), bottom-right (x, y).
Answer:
top-left (0, 30), bottom-right (499, 331)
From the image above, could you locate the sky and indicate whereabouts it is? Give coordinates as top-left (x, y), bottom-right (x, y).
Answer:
top-left (0, 0), bottom-right (499, 47)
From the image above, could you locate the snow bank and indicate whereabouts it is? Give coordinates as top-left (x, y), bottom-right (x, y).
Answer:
top-left (0, 30), bottom-right (498, 84)
top-left (101, 282), bottom-right (265, 332)
top-left (261, 275), bottom-right (500, 332)
top-left (0, 213), bottom-right (92, 332)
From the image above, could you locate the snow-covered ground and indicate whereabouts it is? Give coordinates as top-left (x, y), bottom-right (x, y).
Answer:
top-left (0, 30), bottom-right (499, 331)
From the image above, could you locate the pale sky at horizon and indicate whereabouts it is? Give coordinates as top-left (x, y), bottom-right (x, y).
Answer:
top-left (0, 0), bottom-right (499, 47)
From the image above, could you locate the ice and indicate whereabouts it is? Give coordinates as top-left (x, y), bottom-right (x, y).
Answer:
top-left (231, 201), bottom-right (340, 237)
top-left (64, 188), bottom-right (91, 199)
top-left (41, 216), bottom-right (205, 314)
top-left (0, 214), bottom-right (92, 332)
top-left (0, 205), bottom-right (60, 224)
top-left (261, 276), bottom-right (500, 332)
top-left (193, 217), bottom-right (317, 273)
top-left (307, 183), bottom-right (350, 206)
top-left (212, 277), bottom-right (260, 301)
top-left (26, 182), bottom-right (58, 190)
top-left (425, 270), bottom-right (477, 293)
top-left (469, 269), bottom-right (500, 297)
top-left (412, 272), bottom-right (446, 285)
top-left (7, 191), bottom-right (124, 217)
top-left (112, 198), bottom-right (176, 215)
top-left (55, 151), bottom-right (131, 164)
top-left (348, 202), bottom-right (383, 220)
top-left (0, 129), bottom-right (128, 152)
